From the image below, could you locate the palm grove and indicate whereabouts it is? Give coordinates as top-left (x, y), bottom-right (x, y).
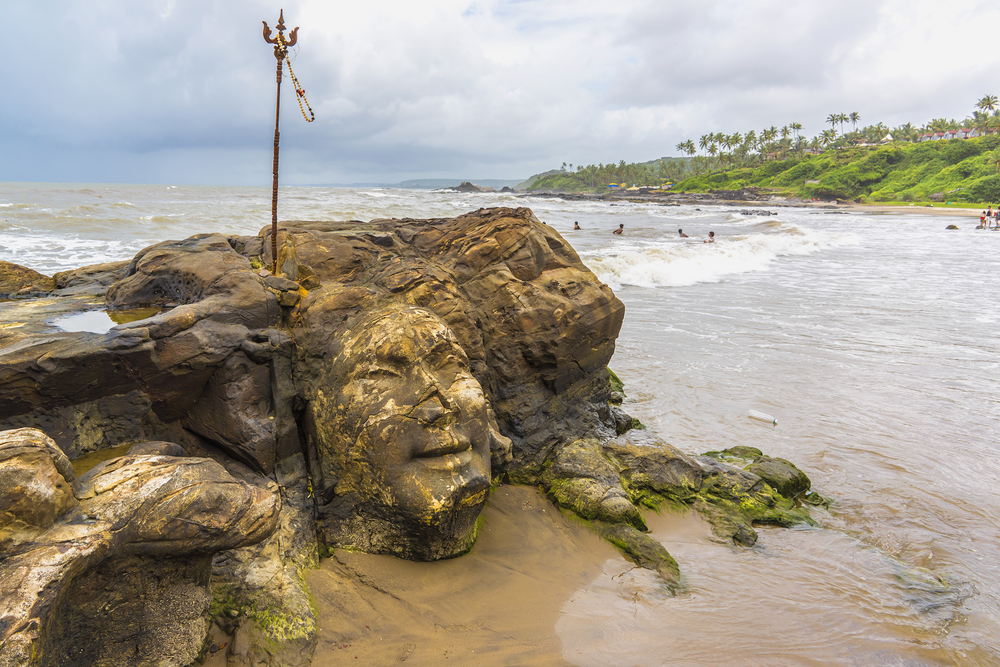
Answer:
top-left (529, 96), bottom-right (1000, 195)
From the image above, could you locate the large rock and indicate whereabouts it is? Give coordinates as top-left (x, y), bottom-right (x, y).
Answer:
top-left (0, 429), bottom-right (280, 667)
top-left (0, 207), bottom-right (823, 659)
top-left (0, 260), bottom-right (55, 298)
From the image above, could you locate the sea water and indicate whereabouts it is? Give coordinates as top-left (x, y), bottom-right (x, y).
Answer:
top-left (2, 182), bottom-right (998, 666)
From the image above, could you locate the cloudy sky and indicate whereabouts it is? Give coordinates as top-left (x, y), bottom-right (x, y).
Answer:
top-left (3, 0), bottom-right (996, 185)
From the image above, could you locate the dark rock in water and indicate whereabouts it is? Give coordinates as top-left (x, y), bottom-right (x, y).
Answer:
top-left (946, 224), bottom-right (959, 230)
top-left (702, 445), bottom-right (762, 467)
top-left (693, 454), bottom-right (816, 546)
top-left (600, 523), bottom-right (681, 589)
top-left (500, 186), bottom-right (514, 193)
top-left (446, 181), bottom-right (493, 192)
top-left (746, 456), bottom-right (811, 499)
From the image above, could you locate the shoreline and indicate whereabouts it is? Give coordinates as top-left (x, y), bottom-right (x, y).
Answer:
top-left (520, 190), bottom-right (983, 218)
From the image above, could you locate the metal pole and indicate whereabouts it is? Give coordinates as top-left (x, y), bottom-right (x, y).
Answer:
top-left (263, 10), bottom-right (299, 273)
top-left (271, 55), bottom-right (282, 273)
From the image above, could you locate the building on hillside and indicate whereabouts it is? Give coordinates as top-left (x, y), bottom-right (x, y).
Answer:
top-left (919, 128), bottom-right (981, 141)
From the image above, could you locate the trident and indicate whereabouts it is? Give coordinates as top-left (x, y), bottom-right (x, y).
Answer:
top-left (262, 10), bottom-right (299, 274)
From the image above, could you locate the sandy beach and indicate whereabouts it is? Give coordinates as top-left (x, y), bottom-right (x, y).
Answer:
top-left (306, 485), bottom-right (622, 666)
top-left (823, 203), bottom-right (983, 217)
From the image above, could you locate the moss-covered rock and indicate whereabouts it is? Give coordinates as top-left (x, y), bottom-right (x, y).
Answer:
top-left (603, 431), bottom-right (703, 501)
top-left (745, 456), bottom-right (811, 499)
top-left (540, 439), bottom-right (646, 530)
top-left (702, 446), bottom-right (762, 467)
top-left (600, 523), bottom-right (681, 591)
top-left (608, 368), bottom-right (625, 404)
top-left (691, 454), bottom-right (816, 545)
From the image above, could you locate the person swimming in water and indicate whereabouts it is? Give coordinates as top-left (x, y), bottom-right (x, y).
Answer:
top-left (573, 221), bottom-right (581, 230)
top-left (612, 224), bottom-right (624, 235)
top-left (704, 231), bottom-right (715, 243)
top-left (678, 229), bottom-right (688, 237)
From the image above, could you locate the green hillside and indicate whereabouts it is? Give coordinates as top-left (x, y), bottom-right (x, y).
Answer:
top-left (674, 136), bottom-right (1000, 204)
top-left (524, 157), bottom-right (691, 192)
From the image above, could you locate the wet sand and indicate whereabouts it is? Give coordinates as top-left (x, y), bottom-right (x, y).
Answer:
top-left (306, 485), bottom-right (624, 666)
top-left (831, 203), bottom-right (981, 217)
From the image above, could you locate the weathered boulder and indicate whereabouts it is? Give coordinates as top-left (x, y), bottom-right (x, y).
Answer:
top-left (693, 454), bottom-right (815, 546)
top-left (0, 427), bottom-right (80, 551)
top-left (0, 429), bottom-right (280, 667)
top-left (210, 454), bottom-right (319, 667)
top-left (446, 181), bottom-right (491, 192)
top-left (0, 260), bottom-right (55, 298)
top-left (603, 430), bottom-right (704, 501)
top-left (540, 438), bottom-right (644, 529)
top-left (746, 455), bottom-right (811, 499)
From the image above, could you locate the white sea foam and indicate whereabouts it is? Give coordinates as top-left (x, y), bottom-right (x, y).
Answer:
top-left (583, 226), bottom-right (859, 290)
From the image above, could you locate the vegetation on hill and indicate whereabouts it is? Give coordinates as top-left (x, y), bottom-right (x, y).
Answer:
top-left (673, 135), bottom-right (1000, 203)
top-left (523, 95), bottom-right (1000, 201)
top-left (526, 158), bottom-right (690, 192)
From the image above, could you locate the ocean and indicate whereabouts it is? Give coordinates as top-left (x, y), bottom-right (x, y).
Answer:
top-left (2, 182), bottom-right (998, 666)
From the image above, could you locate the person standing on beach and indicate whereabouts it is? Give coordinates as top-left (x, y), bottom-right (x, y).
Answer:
top-left (612, 224), bottom-right (624, 235)
top-left (704, 231), bottom-right (715, 243)
top-left (678, 229), bottom-right (688, 237)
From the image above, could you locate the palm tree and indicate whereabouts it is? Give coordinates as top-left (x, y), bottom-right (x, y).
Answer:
top-left (977, 95), bottom-right (998, 115)
top-left (790, 122), bottom-right (802, 141)
top-left (848, 112), bottom-right (860, 134)
top-left (820, 129), bottom-right (837, 147)
top-left (987, 149), bottom-right (1000, 173)
top-left (837, 113), bottom-right (849, 136)
top-left (827, 113), bottom-right (839, 134)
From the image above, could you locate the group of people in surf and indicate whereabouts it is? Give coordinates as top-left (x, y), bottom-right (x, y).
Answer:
top-left (573, 221), bottom-right (715, 242)
top-left (979, 207), bottom-right (999, 229)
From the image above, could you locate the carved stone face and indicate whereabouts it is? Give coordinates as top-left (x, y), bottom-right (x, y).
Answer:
top-left (312, 306), bottom-right (492, 559)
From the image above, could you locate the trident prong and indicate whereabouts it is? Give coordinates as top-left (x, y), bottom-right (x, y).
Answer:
top-left (263, 10), bottom-right (298, 49)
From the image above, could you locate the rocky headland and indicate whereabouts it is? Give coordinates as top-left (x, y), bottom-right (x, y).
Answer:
top-left (0, 207), bottom-right (822, 666)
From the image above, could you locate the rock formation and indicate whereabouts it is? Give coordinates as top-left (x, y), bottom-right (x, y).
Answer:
top-left (0, 428), bottom-right (279, 667)
top-left (0, 207), bottom-right (820, 665)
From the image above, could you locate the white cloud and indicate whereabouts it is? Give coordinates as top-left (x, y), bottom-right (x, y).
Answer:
top-left (2, 0), bottom-right (996, 184)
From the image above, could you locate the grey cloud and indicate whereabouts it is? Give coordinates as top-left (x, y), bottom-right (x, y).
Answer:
top-left (3, 0), bottom-right (998, 185)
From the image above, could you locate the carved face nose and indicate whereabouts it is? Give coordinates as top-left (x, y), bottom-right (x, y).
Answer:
top-left (410, 395), bottom-right (455, 426)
